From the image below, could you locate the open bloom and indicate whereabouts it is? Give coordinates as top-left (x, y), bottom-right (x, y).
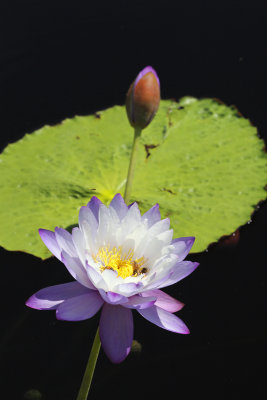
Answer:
top-left (26, 194), bottom-right (198, 363)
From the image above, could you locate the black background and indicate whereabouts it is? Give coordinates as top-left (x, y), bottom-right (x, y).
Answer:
top-left (0, 1), bottom-right (266, 399)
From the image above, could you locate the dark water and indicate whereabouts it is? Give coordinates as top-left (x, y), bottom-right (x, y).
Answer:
top-left (0, 2), bottom-right (266, 399)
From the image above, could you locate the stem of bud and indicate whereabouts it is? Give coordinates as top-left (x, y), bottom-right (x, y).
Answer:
top-left (124, 127), bottom-right (142, 204)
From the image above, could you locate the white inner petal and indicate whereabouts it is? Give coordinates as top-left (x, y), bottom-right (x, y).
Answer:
top-left (76, 201), bottom-right (180, 295)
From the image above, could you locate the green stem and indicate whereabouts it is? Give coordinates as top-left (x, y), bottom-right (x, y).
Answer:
top-left (76, 328), bottom-right (101, 400)
top-left (124, 127), bottom-right (142, 203)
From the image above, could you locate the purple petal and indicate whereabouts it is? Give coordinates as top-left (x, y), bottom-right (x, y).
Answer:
top-left (72, 227), bottom-right (86, 263)
top-left (79, 206), bottom-right (98, 234)
top-left (56, 291), bottom-right (104, 321)
top-left (141, 204), bottom-right (161, 228)
top-left (171, 237), bottom-right (195, 261)
top-left (158, 262), bottom-right (199, 289)
top-left (99, 290), bottom-right (128, 305)
top-left (140, 289), bottom-right (184, 312)
top-left (156, 229), bottom-right (173, 246)
top-left (99, 304), bottom-right (133, 363)
top-left (39, 229), bottom-right (61, 260)
top-left (134, 66), bottom-right (160, 89)
top-left (26, 281), bottom-right (89, 310)
top-left (61, 250), bottom-right (95, 289)
top-left (138, 305), bottom-right (189, 334)
top-left (87, 196), bottom-right (102, 222)
top-left (86, 262), bottom-right (107, 290)
top-left (115, 282), bottom-right (143, 296)
top-left (55, 227), bottom-right (76, 257)
top-left (109, 193), bottom-right (128, 220)
top-left (144, 270), bottom-right (173, 290)
top-left (123, 294), bottom-right (156, 309)
top-left (121, 202), bottom-right (141, 227)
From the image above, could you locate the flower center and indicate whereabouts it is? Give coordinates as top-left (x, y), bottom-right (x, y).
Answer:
top-left (92, 245), bottom-right (148, 279)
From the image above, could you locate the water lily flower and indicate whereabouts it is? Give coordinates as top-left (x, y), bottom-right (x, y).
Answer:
top-left (126, 66), bottom-right (160, 129)
top-left (26, 194), bottom-right (198, 363)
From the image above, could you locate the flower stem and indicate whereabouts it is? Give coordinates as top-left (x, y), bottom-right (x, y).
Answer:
top-left (76, 327), bottom-right (101, 400)
top-left (124, 127), bottom-right (142, 203)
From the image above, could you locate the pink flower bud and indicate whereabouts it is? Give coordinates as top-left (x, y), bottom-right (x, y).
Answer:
top-left (126, 66), bottom-right (160, 129)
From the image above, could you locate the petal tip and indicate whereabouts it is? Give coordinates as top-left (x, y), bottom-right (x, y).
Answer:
top-left (55, 309), bottom-right (64, 320)
top-left (113, 193), bottom-right (124, 201)
top-left (182, 326), bottom-right (190, 334)
top-left (135, 66), bottom-right (160, 87)
top-left (38, 228), bottom-right (52, 239)
top-left (25, 296), bottom-right (35, 309)
top-left (108, 347), bottom-right (131, 364)
top-left (72, 226), bottom-right (79, 234)
top-left (87, 196), bottom-right (102, 206)
top-left (25, 294), bottom-right (47, 311)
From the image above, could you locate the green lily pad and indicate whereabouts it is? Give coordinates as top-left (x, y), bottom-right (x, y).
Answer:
top-left (0, 98), bottom-right (266, 259)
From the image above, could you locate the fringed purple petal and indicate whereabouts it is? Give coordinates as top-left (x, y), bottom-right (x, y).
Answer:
top-left (56, 291), bottom-right (104, 321)
top-left (38, 229), bottom-right (61, 260)
top-left (99, 304), bottom-right (133, 363)
top-left (25, 282), bottom-right (89, 310)
top-left (138, 305), bottom-right (189, 334)
top-left (140, 289), bottom-right (184, 312)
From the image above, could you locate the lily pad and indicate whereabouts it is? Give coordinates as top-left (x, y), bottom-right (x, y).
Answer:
top-left (0, 98), bottom-right (266, 259)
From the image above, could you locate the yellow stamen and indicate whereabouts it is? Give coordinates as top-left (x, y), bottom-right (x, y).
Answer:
top-left (92, 245), bottom-right (148, 279)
